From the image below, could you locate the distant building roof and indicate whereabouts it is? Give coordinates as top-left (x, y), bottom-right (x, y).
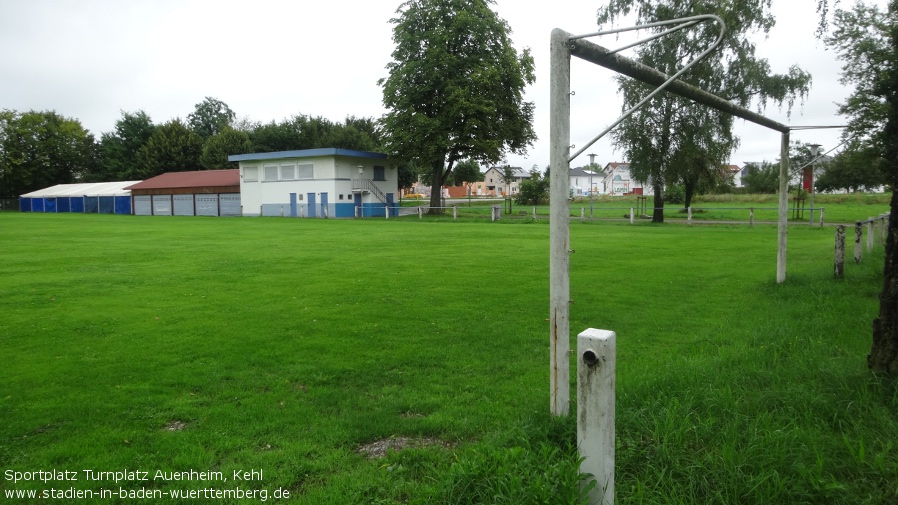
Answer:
top-left (227, 148), bottom-right (387, 163)
top-left (570, 166), bottom-right (600, 177)
top-left (21, 181), bottom-right (141, 198)
top-left (125, 169), bottom-right (239, 190)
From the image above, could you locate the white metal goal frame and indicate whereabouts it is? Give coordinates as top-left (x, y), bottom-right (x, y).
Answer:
top-left (548, 19), bottom-right (796, 418)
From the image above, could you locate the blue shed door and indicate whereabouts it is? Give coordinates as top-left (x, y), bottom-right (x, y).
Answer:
top-left (307, 193), bottom-right (316, 218)
top-left (320, 192), bottom-right (328, 218)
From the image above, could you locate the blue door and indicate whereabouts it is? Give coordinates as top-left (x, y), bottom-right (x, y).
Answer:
top-left (320, 192), bottom-right (328, 218)
top-left (289, 193), bottom-right (297, 217)
top-left (307, 193), bottom-right (316, 218)
top-left (353, 193), bottom-right (362, 217)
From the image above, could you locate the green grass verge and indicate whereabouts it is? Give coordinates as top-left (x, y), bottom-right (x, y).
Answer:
top-left (0, 212), bottom-right (895, 504)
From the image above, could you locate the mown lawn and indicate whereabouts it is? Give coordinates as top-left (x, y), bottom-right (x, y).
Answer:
top-left (0, 210), bottom-right (895, 504)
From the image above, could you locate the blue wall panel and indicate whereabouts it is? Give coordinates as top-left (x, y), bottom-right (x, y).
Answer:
top-left (58, 198), bottom-right (71, 212)
top-left (114, 196), bottom-right (131, 215)
top-left (32, 198), bottom-right (45, 212)
top-left (19, 197), bottom-right (30, 212)
top-left (44, 198), bottom-right (57, 213)
top-left (99, 196), bottom-right (114, 214)
top-left (70, 197), bottom-right (84, 213)
top-left (84, 197), bottom-right (99, 213)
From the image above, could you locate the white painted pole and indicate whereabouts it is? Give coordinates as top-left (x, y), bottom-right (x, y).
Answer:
top-left (750, 208), bottom-right (754, 227)
top-left (820, 208), bottom-right (825, 227)
top-left (549, 28), bottom-right (571, 417)
top-left (418, 207), bottom-right (423, 220)
top-left (868, 217), bottom-right (874, 252)
top-left (533, 206), bottom-right (537, 220)
top-left (629, 208), bottom-right (634, 225)
top-left (385, 205), bottom-right (389, 220)
top-left (581, 207), bottom-right (585, 221)
top-left (687, 206), bottom-right (692, 226)
top-left (453, 205), bottom-right (457, 221)
top-left (776, 131), bottom-right (790, 283)
top-left (578, 328), bottom-right (616, 505)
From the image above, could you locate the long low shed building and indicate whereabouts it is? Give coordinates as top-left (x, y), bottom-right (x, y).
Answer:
top-left (125, 169), bottom-right (241, 216)
top-left (20, 181), bottom-right (140, 214)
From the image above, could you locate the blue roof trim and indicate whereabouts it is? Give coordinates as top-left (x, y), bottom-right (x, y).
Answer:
top-left (228, 148), bottom-right (388, 162)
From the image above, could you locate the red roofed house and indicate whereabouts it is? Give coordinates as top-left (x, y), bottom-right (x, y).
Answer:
top-left (125, 169), bottom-right (241, 216)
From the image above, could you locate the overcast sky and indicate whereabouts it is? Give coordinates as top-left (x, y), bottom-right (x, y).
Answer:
top-left (0, 0), bottom-right (882, 171)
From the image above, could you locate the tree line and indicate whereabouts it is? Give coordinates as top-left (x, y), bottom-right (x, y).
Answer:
top-left (0, 97), bottom-right (387, 199)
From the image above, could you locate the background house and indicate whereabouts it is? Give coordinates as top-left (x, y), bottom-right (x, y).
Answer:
top-left (602, 162), bottom-right (647, 195)
top-left (480, 166), bottom-right (530, 196)
top-left (229, 148), bottom-right (396, 218)
top-left (569, 166), bottom-right (602, 196)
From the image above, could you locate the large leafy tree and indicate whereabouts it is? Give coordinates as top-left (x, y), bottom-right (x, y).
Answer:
top-left (450, 159), bottom-right (483, 186)
top-left (187, 97), bottom-right (236, 140)
top-left (200, 127), bottom-right (253, 169)
top-left (379, 0), bottom-right (536, 212)
top-left (596, 0), bottom-right (811, 222)
top-left (136, 119), bottom-right (203, 178)
top-left (0, 109), bottom-right (96, 198)
top-left (816, 143), bottom-right (888, 193)
top-left (90, 110), bottom-right (156, 181)
top-left (825, 0), bottom-right (898, 374)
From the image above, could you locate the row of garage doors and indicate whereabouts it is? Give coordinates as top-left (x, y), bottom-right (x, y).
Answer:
top-left (134, 194), bottom-right (241, 216)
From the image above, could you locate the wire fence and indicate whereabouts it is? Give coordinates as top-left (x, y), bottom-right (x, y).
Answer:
top-left (382, 203), bottom-right (839, 226)
top-left (0, 198), bottom-right (20, 211)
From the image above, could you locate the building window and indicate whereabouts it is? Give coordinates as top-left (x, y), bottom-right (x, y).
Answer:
top-left (297, 163), bottom-right (314, 179)
top-left (374, 166), bottom-right (386, 181)
top-left (297, 194), bottom-right (303, 201)
top-left (243, 166), bottom-right (258, 182)
top-left (280, 164), bottom-right (295, 180)
top-left (338, 194), bottom-right (344, 200)
top-left (264, 164), bottom-right (279, 182)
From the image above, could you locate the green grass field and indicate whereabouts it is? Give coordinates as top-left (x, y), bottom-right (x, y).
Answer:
top-left (1, 207), bottom-right (896, 504)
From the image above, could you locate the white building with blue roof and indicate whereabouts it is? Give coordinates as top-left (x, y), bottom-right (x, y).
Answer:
top-left (228, 148), bottom-right (397, 218)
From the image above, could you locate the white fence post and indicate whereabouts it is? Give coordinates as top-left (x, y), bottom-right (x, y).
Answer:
top-left (835, 225), bottom-right (845, 279)
top-left (453, 205), bottom-right (457, 221)
top-left (418, 207), bottom-right (423, 220)
top-left (687, 206), bottom-right (692, 226)
top-left (749, 208), bottom-right (754, 227)
top-left (581, 207), bottom-right (585, 221)
top-left (867, 217), bottom-right (875, 252)
top-left (385, 206), bottom-right (389, 220)
top-left (629, 208), bottom-right (634, 225)
top-left (578, 328), bottom-right (616, 505)
top-left (533, 206), bottom-right (537, 220)
top-left (820, 208), bottom-right (825, 227)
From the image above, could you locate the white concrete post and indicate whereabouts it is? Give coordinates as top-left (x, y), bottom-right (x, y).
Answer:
top-left (385, 206), bottom-right (389, 220)
top-left (687, 206), bottom-right (692, 226)
top-left (581, 207), bottom-right (585, 221)
top-left (835, 225), bottom-right (845, 279)
top-left (868, 217), bottom-right (875, 252)
top-left (855, 221), bottom-right (863, 264)
top-left (749, 208), bottom-right (755, 227)
top-left (820, 208), bottom-right (825, 227)
top-left (453, 205), bottom-right (457, 221)
top-left (549, 28), bottom-right (572, 417)
top-left (418, 207), bottom-right (423, 220)
top-left (533, 206), bottom-right (537, 220)
top-left (578, 328), bottom-right (616, 505)
top-left (776, 131), bottom-right (790, 283)
top-left (491, 206), bottom-right (496, 222)
top-left (629, 208), bottom-right (634, 225)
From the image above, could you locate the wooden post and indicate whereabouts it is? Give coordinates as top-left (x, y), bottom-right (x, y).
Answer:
top-left (835, 225), bottom-right (845, 279)
top-left (578, 329), bottom-right (616, 505)
top-left (855, 221), bottom-right (863, 264)
top-left (776, 131), bottom-right (790, 284)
